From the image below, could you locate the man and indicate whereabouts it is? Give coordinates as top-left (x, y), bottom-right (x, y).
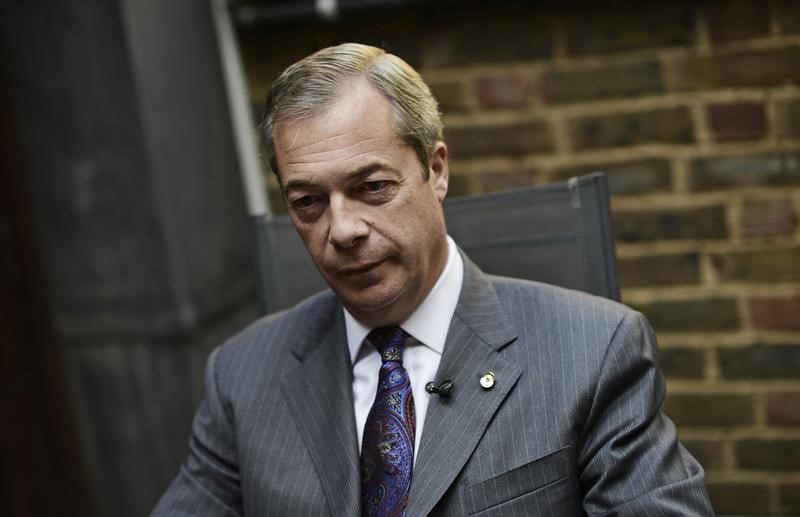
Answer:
top-left (154, 43), bottom-right (713, 516)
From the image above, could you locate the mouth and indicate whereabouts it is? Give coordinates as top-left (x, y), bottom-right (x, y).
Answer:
top-left (336, 259), bottom-right (385, 276)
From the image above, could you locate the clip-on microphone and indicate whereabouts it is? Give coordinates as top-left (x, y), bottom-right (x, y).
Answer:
top-left (425, 380), bottom-right (453, 397)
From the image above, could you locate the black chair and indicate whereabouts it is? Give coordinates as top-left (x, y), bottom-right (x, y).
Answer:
top-left (252, 172), bottom-right (619, 315)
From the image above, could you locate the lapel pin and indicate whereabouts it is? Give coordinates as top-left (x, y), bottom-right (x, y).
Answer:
top-left (479, 371), bottom-right (496, 390)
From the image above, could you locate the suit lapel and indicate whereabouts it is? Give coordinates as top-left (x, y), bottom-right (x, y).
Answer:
top-left (281, 302), bottom-right (361, 516)
top-left (407, 257), bottom-right (522, 515)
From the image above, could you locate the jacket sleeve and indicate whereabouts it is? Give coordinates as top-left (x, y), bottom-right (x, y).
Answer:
top-left (578, 310), bottom-right (714, 516)
top-left (151, 347), bottom-right (243, 516)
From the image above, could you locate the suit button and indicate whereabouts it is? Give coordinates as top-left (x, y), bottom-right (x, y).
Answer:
top-left (479, 372), bottom-right (496, 389)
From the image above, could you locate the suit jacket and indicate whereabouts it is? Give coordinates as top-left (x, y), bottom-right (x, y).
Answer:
top-left (153, 256), bottom-right (713, 516)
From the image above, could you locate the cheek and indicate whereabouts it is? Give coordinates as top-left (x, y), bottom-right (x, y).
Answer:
top-left (380, 217), bottom-right (430, 257)
top-left (294, 222), bottom-right (327, 253)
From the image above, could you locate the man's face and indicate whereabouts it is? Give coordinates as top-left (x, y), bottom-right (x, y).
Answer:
top-left (274, 79), bottom-right (449, 327)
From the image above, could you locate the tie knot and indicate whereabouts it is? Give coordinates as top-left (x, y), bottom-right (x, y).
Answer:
top-left (367, 326), bottom-right (409, 364)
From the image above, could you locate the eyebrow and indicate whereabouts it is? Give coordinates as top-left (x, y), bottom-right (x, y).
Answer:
top-left (283, 161), bottom-right (398, 192)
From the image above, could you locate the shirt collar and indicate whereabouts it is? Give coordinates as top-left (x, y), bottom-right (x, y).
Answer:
top-left (345, 235), bottom-right (464, 363)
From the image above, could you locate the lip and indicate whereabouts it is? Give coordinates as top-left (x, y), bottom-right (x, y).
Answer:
top-left (337, 259), bottom-right (385, 276)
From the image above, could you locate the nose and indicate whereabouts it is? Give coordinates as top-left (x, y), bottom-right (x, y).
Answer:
top-left (328, 195), bottom-right (369, 249)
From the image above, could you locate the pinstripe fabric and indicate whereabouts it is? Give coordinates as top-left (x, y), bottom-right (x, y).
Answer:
top-left (152, 253), bottom-right (713, 516)
top-left (152, 292), bottom-right (359, 516)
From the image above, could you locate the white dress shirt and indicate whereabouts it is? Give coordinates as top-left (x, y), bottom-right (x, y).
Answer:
top-left (345, 236), bottom-right (464, 459)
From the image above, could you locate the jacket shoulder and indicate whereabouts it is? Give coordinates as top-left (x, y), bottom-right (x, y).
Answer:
top-left (487, 275), bottom-right (640, 354)
top-left (489, 275), bottom-right (630, 319)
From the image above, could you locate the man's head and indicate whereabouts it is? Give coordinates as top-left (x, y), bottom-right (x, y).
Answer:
top-left (264, 43), bottom-right (450, 327)
top-left (262, 43), bottom-right (443, 178)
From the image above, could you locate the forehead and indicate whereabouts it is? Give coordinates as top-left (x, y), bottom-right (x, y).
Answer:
top-left (274, 80), bottom-right (404, 181)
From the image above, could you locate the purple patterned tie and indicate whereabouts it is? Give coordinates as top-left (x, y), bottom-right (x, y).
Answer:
top-left (360, 326), bottom-right (416, 517)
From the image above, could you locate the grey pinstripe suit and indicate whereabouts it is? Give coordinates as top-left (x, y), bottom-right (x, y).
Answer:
top-left (153, 255), bottom-right (713, 516)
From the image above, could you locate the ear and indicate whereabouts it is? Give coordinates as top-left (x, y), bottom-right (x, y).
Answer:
top-left (428, 141), bottom-right (449, 203)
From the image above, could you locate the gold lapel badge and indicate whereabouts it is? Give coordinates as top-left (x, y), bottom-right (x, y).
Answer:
top-left (479, 371), bottom-right (496, 390)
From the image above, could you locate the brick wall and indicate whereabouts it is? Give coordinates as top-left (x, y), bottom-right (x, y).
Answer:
top-left (239, 0), bottom-right (800, 513)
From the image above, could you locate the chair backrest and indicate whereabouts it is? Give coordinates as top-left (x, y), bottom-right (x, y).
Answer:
top-left (252, 172), bottom-right (619, 315)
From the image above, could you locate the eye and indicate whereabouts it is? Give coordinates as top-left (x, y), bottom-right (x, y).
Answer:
top-left (362, 180), bottom-right (387, 193)
top-left (290, 195), bottom-right (319, 209)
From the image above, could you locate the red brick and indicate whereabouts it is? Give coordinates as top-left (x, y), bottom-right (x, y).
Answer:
top-left (673, 47), bottom-right (800, 90)
top-left (477, 168), bottom-right (543, 193)
top-left (683, 439), bottom-right (725, 470)
top-left (706, 0), bottom-right (770, 44)
top-left (631, 298), bottom-right (740, 333)
top-left (570, 107), bottom-right (694, 150)
top-left (719, 344), bottom-right (800, 379)
top-left (749, 295), bottom-right (800, 330)
top-left (707, 102), bottom-right (767, 142)
top-left (690, 152), bottom-right (800, 191)
top-left (765, 392), bottom-right (800, 426)
top-left (445, 120), bottom-right (554, 159)
top-left (777, 0), bottom-right (800, 34)
top-left (659, 346), bottom-right (705, 379)
top-left (614, 205), bottom-right (727, 242)
top-left (740, 198), bottom-right (798, 238)
top-left (563, 5), bottom-right (695, 55)
top-left (427, 79), bottom-right (469, 113)
top-left (777, 98), bottom-right (800, 138)
top-left (553, 159), bottom-right (671, 196)
top-left (475, 74), bottom-right (531, 110)
top-left (713, 247), bottom-right (800, 283)
top-left (447, 172), bottom-right (473, 198)
top-left (618, 252), bottom-right (700, 288)
top-left (779, 483), bottom-right (800, 514)
top-left (663, 393), bottom-right (756, 426)
top-left (426, 8), bottom-right (551, 66)
top-left (241, 15), bottom-right (424, 73)
top-left (542, 61), bottom-right (664, 105)
top-left (736, 438), bottom-right (800, 471)
top-left (707, 482), bottom-right (771, 515)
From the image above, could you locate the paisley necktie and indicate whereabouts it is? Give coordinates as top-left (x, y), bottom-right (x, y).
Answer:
top-left (360, 326), bottom-right (416, 517)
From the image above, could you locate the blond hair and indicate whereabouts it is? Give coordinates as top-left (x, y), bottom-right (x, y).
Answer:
top-left (261, 43), bottom-right (443, 178)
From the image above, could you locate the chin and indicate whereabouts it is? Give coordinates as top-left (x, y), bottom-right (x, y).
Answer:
top-left (347, 294), bottom-right (400, 314)
top-left (341, 287), bottom-right (408, 321)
